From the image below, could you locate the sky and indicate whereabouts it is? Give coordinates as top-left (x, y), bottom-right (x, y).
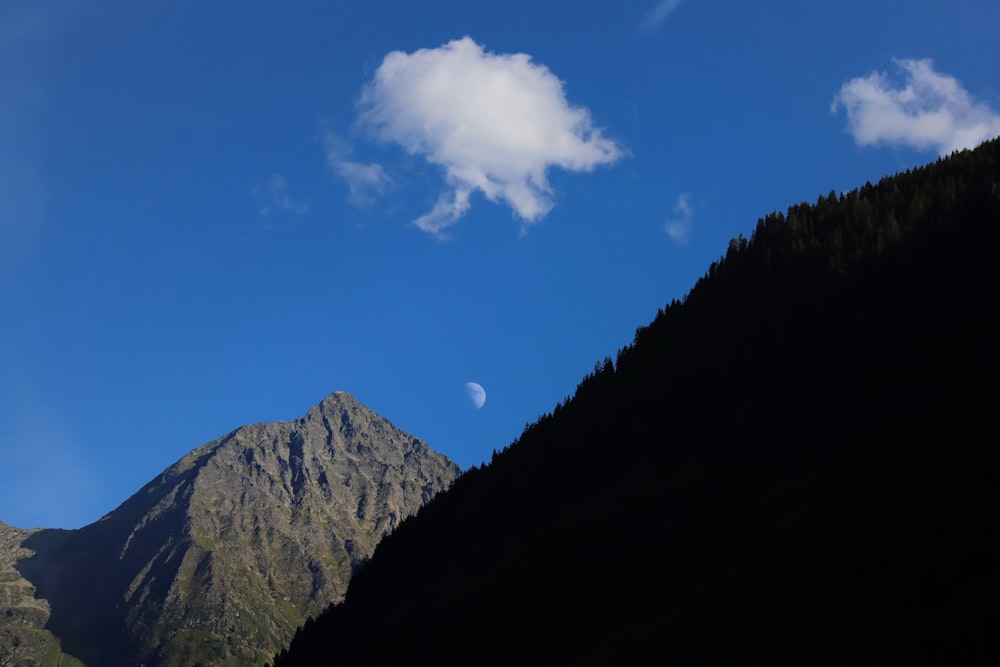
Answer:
top-left (2, 0), bottom-right (998, 529)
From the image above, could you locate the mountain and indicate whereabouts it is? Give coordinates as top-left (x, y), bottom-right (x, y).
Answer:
top-left (2, 391), bottom-right (460, 667)
top-left (276, 139), bottom-right (1000, 666)
top-left (1, 521), bottom-right (85, 667)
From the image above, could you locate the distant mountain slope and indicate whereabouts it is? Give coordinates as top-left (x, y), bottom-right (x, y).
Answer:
top-left (276, 139), bottom-right (1000, 666)
top-left (0, 521), bottom-right (84, 667)
top-left (3, 392), bottom-right (460, 667)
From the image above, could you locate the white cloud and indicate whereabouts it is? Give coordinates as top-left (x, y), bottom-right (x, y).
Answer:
top-left (324, 132), bottom-right (390, 207)
top-left (256, 174), bottom-right (309, 225)
top-left (254, 174), bottom-right (309, 229)
top-left (268, 174), bottom-right (309, 214)
top-left (832, 58), bottom-right (1000, 156)
top-left (335, 161), bottom-right (390, 205)
top-left (664, 193), bottom-right (692, 243)
top-left (357, 36), bottom-right (623, 238)
top-left (413, 188), bottom-right (472, 236)
top-left (640, 0), bottom-right (686, 31)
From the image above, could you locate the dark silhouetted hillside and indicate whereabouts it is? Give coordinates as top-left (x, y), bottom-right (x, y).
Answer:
top-left (275, 139), bottom-right (1000, 666)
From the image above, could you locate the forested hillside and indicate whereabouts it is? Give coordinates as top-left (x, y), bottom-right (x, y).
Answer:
top-left (276, 139), bottom-right (1000, 666)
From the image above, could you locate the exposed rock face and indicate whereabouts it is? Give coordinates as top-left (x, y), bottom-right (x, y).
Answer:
top-left (4, 392), bottom-right (460, 667)
top-left (0, 522), bottom-right (83, 666)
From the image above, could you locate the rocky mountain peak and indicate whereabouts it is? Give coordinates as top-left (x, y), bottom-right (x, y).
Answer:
top-left (2, 392), bottom-right (461, 667)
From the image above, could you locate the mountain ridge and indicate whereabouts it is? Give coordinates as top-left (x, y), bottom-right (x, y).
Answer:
top-left (2, 391), bottom-right (460, 667)
top-left (275, 140), bottom-right (1000, 665)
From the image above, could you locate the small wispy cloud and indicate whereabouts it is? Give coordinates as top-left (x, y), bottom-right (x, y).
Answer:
top-left (324, 131), bottom-right (390, 207)
top-left (256, 174), bottom-right (309, 225)
top-left (269, 174), bottom-right (310, 214)
top-left (664, 193), bottom-right (693, 243)
top-left (357, 36), bottom-right (624, 239)
top-left (832, 58), bottom-right (1000, 156)
top-left (639, 0), bottom-right (686, 31)
top-left (413, 188), bottom-right (471, 235)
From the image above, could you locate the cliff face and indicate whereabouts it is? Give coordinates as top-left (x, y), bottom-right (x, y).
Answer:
top-left (5, 391), bottom-right (460, 667)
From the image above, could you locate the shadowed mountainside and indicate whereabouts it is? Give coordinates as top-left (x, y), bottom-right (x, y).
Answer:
top-left (0, 521), bottom-right (84, 667)
top-left (276, 139), bottom-right (1000, 666)
top-left (5, 392), bottom-right (460, 667)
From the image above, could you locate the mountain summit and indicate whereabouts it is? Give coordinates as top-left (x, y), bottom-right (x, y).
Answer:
top-left (2, 391), bottom-right (460, 666)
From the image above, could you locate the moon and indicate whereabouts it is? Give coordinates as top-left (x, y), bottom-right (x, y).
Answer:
top-left (464, 382), bottom-right (486, 409)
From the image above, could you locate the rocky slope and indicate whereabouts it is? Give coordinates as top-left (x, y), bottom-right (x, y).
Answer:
top-left (3, 391), bottom-right (460, 667)
top-left (0, 521), bottom-right (83, 667)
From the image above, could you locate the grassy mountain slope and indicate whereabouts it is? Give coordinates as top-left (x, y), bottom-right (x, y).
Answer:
top-left (276, 139), bottom-right (1000, 666)
top-left (6, 392), bottom-right (459, 667)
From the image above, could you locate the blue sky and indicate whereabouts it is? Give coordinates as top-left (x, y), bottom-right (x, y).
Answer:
top-left (2, 0), bottom-right (998, 529)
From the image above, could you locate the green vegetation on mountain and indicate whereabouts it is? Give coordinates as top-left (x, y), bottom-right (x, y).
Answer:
top-left (2, 392), bottom-right (459, 667)
top-left (275, 139), bottom-right (1000, 666)
top-left (0, 523), bottom-right (84, 667)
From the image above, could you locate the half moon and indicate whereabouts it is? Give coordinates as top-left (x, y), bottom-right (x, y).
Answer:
top-left (464, 382), bottom-right (486, 409)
